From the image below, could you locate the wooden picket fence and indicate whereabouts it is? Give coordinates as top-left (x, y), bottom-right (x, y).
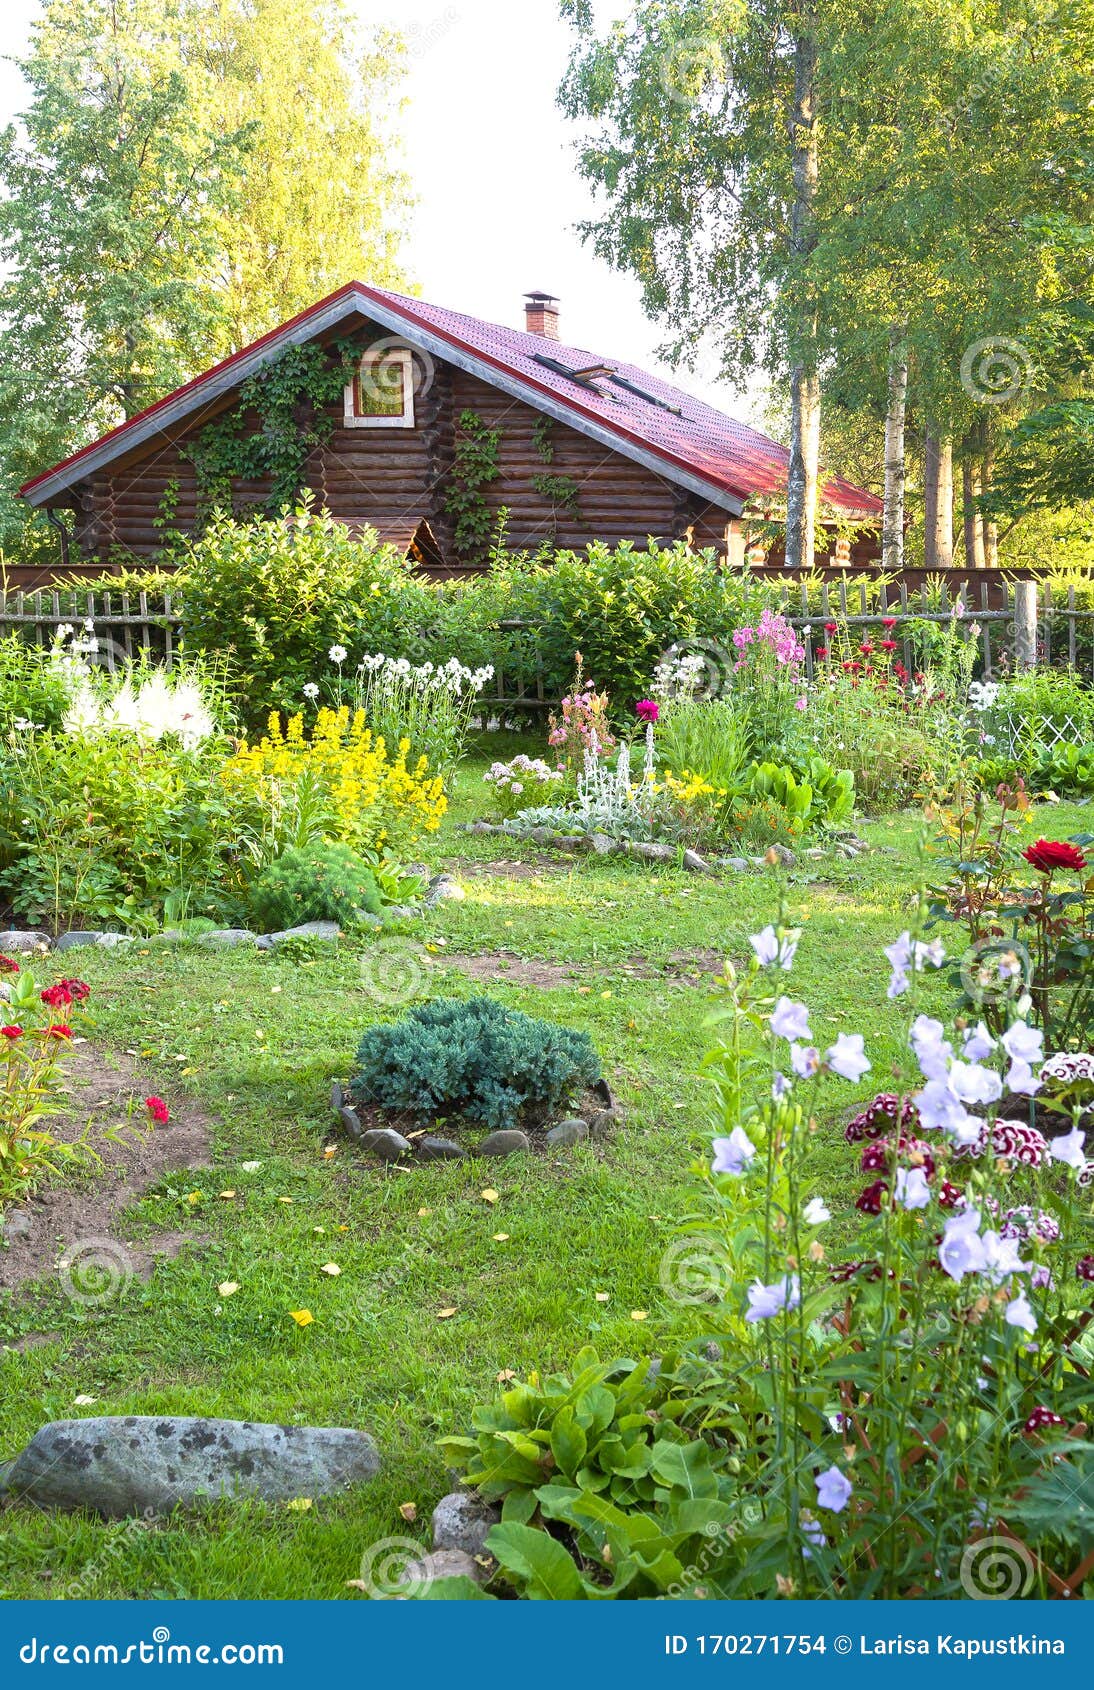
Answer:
top-left (1, 575), bottom-right (1091, 705)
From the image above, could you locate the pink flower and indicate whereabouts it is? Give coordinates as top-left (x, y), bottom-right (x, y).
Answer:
top-left (635, 699), bottom-right (659, 723)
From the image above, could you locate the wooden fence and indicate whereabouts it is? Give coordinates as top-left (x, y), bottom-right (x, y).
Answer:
top-left (1, 576), bottom-right (1091, 705)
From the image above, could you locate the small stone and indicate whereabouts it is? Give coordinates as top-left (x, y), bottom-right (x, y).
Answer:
top-left (769, 844), bottom-right (796, 866)
top-left (398, 1547), bottom-right (484, 1591)
top-left (553, 836), bottom-right (584, 852)
top-left (589, 833), bottom-right (618, 856)
top-left (477, 1129), bottom-right (531, 1158)
top-left (431, 1490), bottom-right (499, 1557)
top-left (331, 1080), bottom-right (345, 1113)
top-left (0, 931), bottom-right (48, 953)
top-left (382, 905), bottom-right (420, 923)
top-left (418, 1136), bottom-right (466, 1161)
top-left (545, 1118), bottom-right (589, 1149)
top-left (338, 1106), bottom-right (363, 1141)
top-left (425, 875), bottom-right (465, 906)
top-left (56, 930), bottom-right (130, 952)
top-left (629, 840), bottom-right (674, 862)
top-left (267, 922), bottom-right (340, 945)
top-left (360, 1127), bottom-right (411, 1162)
top-left (682, 848), bottom-right (713, 873)
top-left (196, 929), bottom-right (258, 949)
top-left (721, 857), bottom-right (750, 872)
top-left (587, 1107), bottom-right (623, 1140)
top-left (527, 826), bottom-right (552, 846)
top-left (1, 1208), bottom-right (32, 1241)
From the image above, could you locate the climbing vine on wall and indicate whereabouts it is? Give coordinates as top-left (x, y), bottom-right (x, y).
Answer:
top-left (530, 413), bottom-right (584, 526)
top-left (183, 339), bottom-right (360, 522)
top-left (445, 409), bottom-right (501, 560)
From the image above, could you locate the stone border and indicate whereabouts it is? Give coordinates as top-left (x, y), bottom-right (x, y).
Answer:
top-left (331, 1078), bottom-right (623, 1163)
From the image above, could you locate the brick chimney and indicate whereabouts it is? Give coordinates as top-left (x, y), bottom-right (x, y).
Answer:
top-left (523, 290), bottom-right (560, 340)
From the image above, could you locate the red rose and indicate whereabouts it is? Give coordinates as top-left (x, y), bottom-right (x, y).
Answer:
top-left (1, 1025), bottom-right (23, 1039)
top-left (1022, 839), bottom-right (1087, 874)
top-left (145, 1095), bottom-right (170, 1125)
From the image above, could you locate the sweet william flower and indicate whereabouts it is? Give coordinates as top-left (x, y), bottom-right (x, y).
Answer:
top-left (826, 1033), bottom-right (871, 1082)
top-left (712, 1127), bottom-right (756, 1177)
top-left (771, 997), bottom-right (812, 1042)
top-left (1, 1025), bottom-right (22, 1039)
top-left (144, 1095), bottom-right (170, 1125)
top-left (815, 1466), bottom-right (853, 1513)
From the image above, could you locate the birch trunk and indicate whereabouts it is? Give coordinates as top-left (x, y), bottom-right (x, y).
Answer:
top-left (962, 457), bottom-right (986, 568)
top-left (923, 429), bottom-right (954, 569)
top-left (785, 16), bottom-right (819, 571)
top-left (882, 330), bottom-right (907, 573)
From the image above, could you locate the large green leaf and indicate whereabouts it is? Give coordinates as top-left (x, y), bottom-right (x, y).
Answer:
top-left (550, 1406), bottom-right (588, 1476)
top-left (485, 1522), bottom-right (584, 1600)
top-left (649, 1440), bottom-right (718, 1500)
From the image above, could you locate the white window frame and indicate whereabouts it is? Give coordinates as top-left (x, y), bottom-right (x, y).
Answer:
top-left (343, 346), bottom-right (416, 429)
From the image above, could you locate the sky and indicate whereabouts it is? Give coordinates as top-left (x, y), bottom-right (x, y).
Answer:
top-left (0, 0), bottom-right (763, 424)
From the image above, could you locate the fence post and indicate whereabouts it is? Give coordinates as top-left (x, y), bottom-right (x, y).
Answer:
top-left (1013, 580), bottom-right (1038, 669)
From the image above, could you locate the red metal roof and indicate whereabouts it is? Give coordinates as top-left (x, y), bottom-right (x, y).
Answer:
top-left (20, 281), bottom-right (882, 517)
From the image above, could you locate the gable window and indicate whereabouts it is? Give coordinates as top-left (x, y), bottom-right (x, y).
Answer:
top-left (344, 345), bottom-right (416, 429)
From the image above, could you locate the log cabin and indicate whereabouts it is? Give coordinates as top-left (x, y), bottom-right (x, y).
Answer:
top-left (19, 283), bottom-right (881, 577)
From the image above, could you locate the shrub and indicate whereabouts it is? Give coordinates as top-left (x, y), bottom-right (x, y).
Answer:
top-left (245, 842), bottom-right (381, 933)
top-left (347, 653), bottom-right (493, 780)
top-left (350, 996), bottom-right (601, 1133)
top-left (220, 707), bottom-right (446, 863)
top-left (482, 754), bottom-right (564, 817)
top-left (178, 502), bottom-right (426, 722)
top-left (0, 963), bottom-right (99, 1204)
top-left (0, 633), bottom-right (76, 732)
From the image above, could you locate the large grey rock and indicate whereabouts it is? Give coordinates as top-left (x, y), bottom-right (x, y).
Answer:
top-left (682, 849), bottom-right (713, 874)
top-left (0, 1416), bottom-right (380, 1518)
top-left (0, 931), bottom-right (48, 953)
top-left (477, 1129), bottom-right (530, 1158)
top-left (628, 840), bottom-right (674, 863)
top-left (432, 1490), bottom-right (499, 1557)
top-left (196, 929), bottom-right (258, 949)
top-left (267, 922), bottom-right (340, 946)
top-left (545, 1118), bottom-right (589, 1149)
top-left (339, 1106), bottom-right (364, 1142)
top-left (360, 1127), bottom-right (411, 1162)
top-left (56, 930), bottom-right (131, 952)
top-left (589, 833), bottom-right (618, 856)
top-left (587, 1106), bottom-right (624, 1141)
top-left (720, 857), bottom-right (751, 873)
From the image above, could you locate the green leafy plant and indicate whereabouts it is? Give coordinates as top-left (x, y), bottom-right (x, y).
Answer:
top-left (350, 996), bottom-right (601, 1134)
top-left (245, 841), bottom-right (381, 934)
top-left (435, 1348), bottom-right (738, 1600)
top-left (444, 410), bottom-right (501, 561)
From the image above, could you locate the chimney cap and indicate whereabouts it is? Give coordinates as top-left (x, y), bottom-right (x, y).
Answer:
top-left (523, 289), bottom-right (559, 306)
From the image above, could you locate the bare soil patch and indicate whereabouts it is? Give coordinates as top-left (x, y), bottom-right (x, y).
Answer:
top-left (0, 1044), bottom-right (211, 1294)
top-left (439, 947), bottom-right (726, 989)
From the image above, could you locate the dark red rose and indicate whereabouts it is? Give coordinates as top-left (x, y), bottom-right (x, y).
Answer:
top-left (1022, 839), bottom-right (1087, 874)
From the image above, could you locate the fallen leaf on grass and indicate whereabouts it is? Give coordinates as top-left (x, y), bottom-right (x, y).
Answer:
top-left (480, 1189), bottom-right (499, 1205)
top-left (320, 1263), bottom-right (341, 1277)
top-left (285, 1497), bottom-right (312, 1512)
top-left (345, 1580), bottom-right (368, 1591)
top-left (289, 1309), bottom-right (314, 1328)
top-left (218, 1190), bottom-right (237, 1200)
top-left (436, 1307), bottom-right (458, 1319)
top-left (218, 1282), bottom-right (240, 1298)
top-left (630, 1310), bottom-right (648, 1322)
top-left (322, 1146), bottom-right (337, 1160)
top-left (277, 1196), bottom-right (294, 1205)
top-left (495, 1370), bottom-right (517, 1384)
top-left (492, 1233), bottom-right (510, 1242)
top-left (240, 1161), bottom-right (262, 1173)
top-left (417, 1207), bottom-right (431, 1218)
top-left (73, 1394), bottom-right (97, 1406)
top-left (594, 1292), bottom-right (610, 1303)
top-left (398, 1502), bottom-right (418, 1523)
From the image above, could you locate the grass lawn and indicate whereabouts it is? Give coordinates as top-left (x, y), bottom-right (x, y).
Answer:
top-left (0, 747), bottom-right (1087, 1599)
